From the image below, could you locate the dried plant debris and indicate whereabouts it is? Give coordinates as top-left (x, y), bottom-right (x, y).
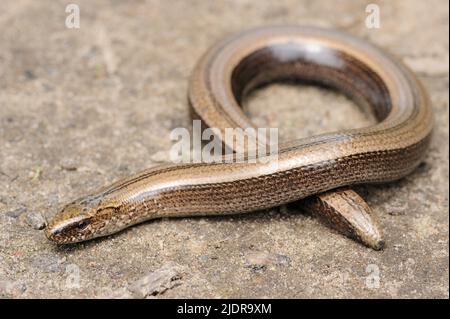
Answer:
top-left (128, 262), bottom-right (184, 298)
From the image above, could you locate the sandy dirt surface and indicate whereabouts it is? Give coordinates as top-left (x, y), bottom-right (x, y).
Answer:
top-left (0, 0), bottom-right (448, 298)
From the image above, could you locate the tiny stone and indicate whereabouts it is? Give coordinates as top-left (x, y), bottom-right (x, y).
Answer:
top-left (60, 158), bottom-right (78, 171)
top-left (25, 211), bottom-right (47, 230)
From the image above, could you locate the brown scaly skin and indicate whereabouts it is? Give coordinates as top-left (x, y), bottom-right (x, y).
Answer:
top-left (302, 188), bottom-right (385, 250)
top-left (45, 26), bottom-right (433, 248)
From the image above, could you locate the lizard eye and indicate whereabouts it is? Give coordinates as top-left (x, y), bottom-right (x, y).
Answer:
top-left (77, 220), bottom-right (90, 230)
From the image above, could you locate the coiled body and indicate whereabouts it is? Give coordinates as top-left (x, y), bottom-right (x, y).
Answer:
top-left (45, 26), bottom-right (433, 245)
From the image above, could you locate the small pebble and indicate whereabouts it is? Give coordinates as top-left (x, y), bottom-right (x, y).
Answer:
top-left (60, 158), bottom-right (78, 171)
top-left (25, 211), bottom-right (47, 230)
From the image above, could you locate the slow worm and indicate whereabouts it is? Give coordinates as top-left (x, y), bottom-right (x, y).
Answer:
top-left (45, 26), bottom-right (433, 249)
